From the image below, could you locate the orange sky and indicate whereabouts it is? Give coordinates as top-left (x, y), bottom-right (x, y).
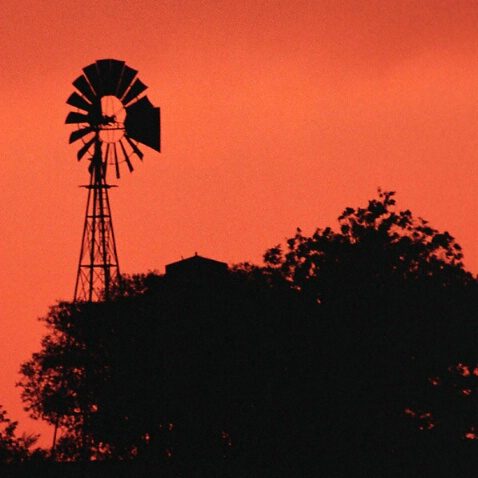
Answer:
top-left (2, 0), bottom-right (478, 446)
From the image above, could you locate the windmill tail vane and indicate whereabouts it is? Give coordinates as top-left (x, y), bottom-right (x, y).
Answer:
top-left (66, 59), bottom-right (161, 302)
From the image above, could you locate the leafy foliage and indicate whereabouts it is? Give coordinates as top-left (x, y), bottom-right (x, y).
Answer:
top-left (19, 296), bottom-right (162, 461)
top-left (0, 405), bottom-right (43, 463)
top-left (19, 270), bottom-right (309, 470)
top-left (262, 189), bottom-right (478, 473)
top-left (265, 189), bottom-right (469, 294)
top-left (17, 190), bottom-right (478, 475)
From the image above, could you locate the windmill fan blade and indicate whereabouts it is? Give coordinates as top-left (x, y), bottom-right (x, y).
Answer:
top-left (73, 75), bottom-right (97, 103)
top-left (86, 99), bottom-right (104, 127)
top-left (119, 140), bottom-right (134, 172)
top-left (69, 127), bottom-right (93, 144)
top-left (67, 92), bottom-right (92, 112)
top-left (125, 135), bottom-right (144, 160)
top-left (116, 66), bottom-right (137, 99)
top-left (83, 63), bottom-right (102, 96)
top-left (122, 79), bottom-right (148, 106)
top-left (96, 59), bottom-right (125, 96)
top-left (104, 143), bottom-right (110, 177)
top-left (66, 111), bottom-right (90, 124)
top-left (125, 96), bottom-right (161, 152)
top-left (77, 136), bottom-right (96, 161)
top-left (96, 59), bottom-right (112, 95)
top-left (113, 143), bottom-right (120, 178)
top-left (108, 59), bottom-right (126, 95)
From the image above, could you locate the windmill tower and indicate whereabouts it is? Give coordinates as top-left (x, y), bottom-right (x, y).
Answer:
top-left (65, 59), bottom-right (161, 301)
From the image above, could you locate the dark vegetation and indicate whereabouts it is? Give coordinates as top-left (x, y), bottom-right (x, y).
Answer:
top-left (0, 406), bottom-right (44, 464)
top-left (5, 190), bottom-right (478, 476)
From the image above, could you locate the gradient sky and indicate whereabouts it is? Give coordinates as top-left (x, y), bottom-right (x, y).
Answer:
top-left (2, 0), bottom-right (478, 446)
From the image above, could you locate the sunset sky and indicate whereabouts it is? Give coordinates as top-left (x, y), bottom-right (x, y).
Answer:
top-left (2, 0), bottom-right (478, 445)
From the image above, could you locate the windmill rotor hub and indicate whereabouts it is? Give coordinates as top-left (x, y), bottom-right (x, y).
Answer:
top-left (97, 95), bottom-right (126, 144)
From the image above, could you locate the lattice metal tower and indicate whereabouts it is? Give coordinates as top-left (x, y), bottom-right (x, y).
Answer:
top-left (65, 59), bottom-right (161, 301)
top-left (74, 140), bottom-right (119, 301)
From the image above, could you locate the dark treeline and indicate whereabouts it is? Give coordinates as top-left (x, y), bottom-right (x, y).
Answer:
top-left (5, 190), bottom-right (478, 476)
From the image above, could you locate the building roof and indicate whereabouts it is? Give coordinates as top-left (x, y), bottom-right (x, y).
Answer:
top-left (165, 254), bottom-right (228, 278)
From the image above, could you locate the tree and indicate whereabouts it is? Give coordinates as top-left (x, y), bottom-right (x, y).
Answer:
top-left (262, 189), bottom-right (478, 474)
top-left (18, 296), bottom-right (163, 461)
top-left (0, 404), bottom-right (43, 463)
top-left (19, 190), bottom-right (478, 475)
top-left (18, 269), bottom-right (311, 474)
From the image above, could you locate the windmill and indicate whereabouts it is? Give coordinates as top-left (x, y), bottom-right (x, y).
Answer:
top-left (66, 59), bottom-right (161, 302)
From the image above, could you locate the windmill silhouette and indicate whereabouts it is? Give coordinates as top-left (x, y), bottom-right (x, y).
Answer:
top-left (66, 59), bottom-right (161, 301)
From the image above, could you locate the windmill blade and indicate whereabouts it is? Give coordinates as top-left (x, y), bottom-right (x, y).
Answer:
top-left (113, 143), bottom-right (120, 178)
top-left (119, 139), bottom-right (134, 172)
top-left (67, 92), bottom-right (92, 112)
top-left (116, 66), bottom-right (137, 99)
top-left (96, 59), bottom-right (125, 96)
top-left (77, 136), bottom-right (96, 161)
top-left (87, 100), bottom-right (103, 127)
top-left (124, 135), bottom-right (144, 160)
top-left (73, 75), bottom-right (97, 103)
top-left (108, 59), bottom-right (126, 95)
top-left (66, 111), bottom-right (90, 124)
top-left (83, 63), bottom-right (102, 96)
top-left (104, 143), bottom-right (110, 177)
top-left (96, 59), bottom-right (112, 95)
top-left (125, 96), bottom-right (160, 152)
top-left (122, 78), bottom-right (148, 106)
top-left (69, 126), bottom-right (93, 144)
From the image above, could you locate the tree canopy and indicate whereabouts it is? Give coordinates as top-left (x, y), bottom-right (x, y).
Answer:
top-left (0, 404), bottom-right (43, 464)
top-left (19, 268), bottom-right (311, 472)
top-left (18, 190), bottom-right (478, 476)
